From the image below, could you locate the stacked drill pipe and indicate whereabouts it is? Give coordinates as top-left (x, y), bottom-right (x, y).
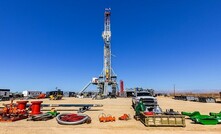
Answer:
top-left (198, 97), bottom-right (216, 103)
top-left (39, 104), bottom-right (103, 107)
top-left (174, 95), bottom-right (216, 103)
top-left (174, 95), bottom-right (187, 101)
top-left (28, 103), bottom-right (103, 113)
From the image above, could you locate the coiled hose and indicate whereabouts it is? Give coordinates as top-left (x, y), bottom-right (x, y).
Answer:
top-left (56, 113), bottom-right (91, 125)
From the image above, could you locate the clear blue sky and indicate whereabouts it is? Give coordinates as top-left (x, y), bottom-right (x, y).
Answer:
top-left (0, 0), bottom-right (221, 92)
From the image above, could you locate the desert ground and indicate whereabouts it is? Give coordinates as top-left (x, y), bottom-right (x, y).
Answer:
top-left (0, 96), bottom-right (221, 134)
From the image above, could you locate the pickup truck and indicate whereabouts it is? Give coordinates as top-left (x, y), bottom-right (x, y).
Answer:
top-left (132, 90), bottom-right (162, 113)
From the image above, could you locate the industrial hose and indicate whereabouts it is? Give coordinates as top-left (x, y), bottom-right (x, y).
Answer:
top-left (56, 113), bottom-right (91, 125)
top-left (27, 113), bottom-right (53, 121)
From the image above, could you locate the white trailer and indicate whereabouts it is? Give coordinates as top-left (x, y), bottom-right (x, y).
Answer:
top-left (0, 89), bottom-right (10, 101)
top-left (22, 90), bottom-right (42, 97)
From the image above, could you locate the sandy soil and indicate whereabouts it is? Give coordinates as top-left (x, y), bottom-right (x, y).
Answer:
top-left (0, 97), bottom-right (221, 134)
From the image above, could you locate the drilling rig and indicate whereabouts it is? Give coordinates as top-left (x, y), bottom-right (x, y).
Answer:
top-left (80, 8), bottom-right (118, 98)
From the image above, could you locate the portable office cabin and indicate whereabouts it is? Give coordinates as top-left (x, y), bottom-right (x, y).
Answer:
top-left (0, 89), bottom-right (10, 101)
top-left (22, 90), bottom-right (42, 97)
top-left (63, 91), bottom-right (76, 97)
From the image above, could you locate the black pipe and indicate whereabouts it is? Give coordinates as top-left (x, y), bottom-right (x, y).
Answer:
top-left (27, 104), bottom-right (103, 107)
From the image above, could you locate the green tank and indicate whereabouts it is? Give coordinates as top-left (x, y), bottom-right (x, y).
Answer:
top-left (135, 99), bottom-right (146, 116)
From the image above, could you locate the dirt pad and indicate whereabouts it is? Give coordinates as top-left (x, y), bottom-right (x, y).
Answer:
top-left (0, 97), bottom-right (221, 134)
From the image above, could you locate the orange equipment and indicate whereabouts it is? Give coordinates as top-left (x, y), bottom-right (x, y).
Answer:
top-left (99, 113), bottom-right (106, 122)
top-left (99, 113), bottom-right (115, 122)
top-left (118, 114), bottom-right (130, 120)
top-left (106, 114), bottom-right (115, 122)
top-left (0, 100), bottom-right (29, 122)
top-left (37, 94), bottom-right (46, 99)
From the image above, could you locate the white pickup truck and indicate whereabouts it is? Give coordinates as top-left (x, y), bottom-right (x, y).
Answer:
top-left (132, 90), bottom-right (162, 113)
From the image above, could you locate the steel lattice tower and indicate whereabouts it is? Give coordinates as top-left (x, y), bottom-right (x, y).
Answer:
top-left (80, 8), bottom-right (117, 97)
top-left (99, 8), bottom-right (117, 96)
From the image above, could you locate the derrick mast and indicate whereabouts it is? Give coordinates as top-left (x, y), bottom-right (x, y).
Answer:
top-left (102, 8), bottom-right (112, 84)
top-left (80, 8), bottom-right (117, 98)
top-left (99, 8), bottom-right (117, 96)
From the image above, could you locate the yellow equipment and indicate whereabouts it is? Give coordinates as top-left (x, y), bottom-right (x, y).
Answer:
top-left (49, 94), bottom-right (62, 100)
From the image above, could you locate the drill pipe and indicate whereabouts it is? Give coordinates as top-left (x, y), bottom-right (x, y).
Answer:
top-left (27, 104), bottom-right (103, 107)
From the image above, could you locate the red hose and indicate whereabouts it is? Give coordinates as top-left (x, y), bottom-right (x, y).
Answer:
top-left (60, 114), bottom-right (85, 122)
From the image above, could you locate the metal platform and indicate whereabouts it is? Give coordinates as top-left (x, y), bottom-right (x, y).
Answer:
top-left (139, 112), bottom-right (186, 127)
